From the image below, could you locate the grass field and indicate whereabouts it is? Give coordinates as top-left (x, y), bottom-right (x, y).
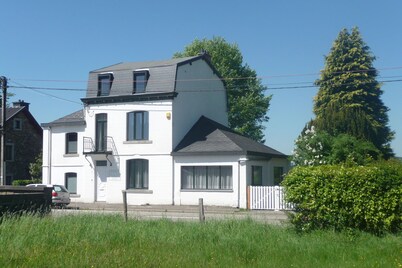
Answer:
top-left (0, 214), bottom-right (399, 267)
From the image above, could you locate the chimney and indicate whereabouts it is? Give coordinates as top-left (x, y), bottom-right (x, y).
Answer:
top-left (13, 100), bottom-right (30, 111)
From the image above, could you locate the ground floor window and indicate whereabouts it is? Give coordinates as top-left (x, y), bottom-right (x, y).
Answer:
top-left (252, 166), bottom-right (263, 186)
top-left (181, 166), bottom-right (232, 190)
top-left (65, 172), bottom-right (77, 194)
top-left (127, 159), bottom-right (148, 189)
top-left (274, 166), bottom-right (284, 185)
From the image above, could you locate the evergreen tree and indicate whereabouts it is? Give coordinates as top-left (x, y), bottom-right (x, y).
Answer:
top-left (174, 37), bottom-right (271, 142)
top-left (313, 27), bottom-right (394, 157)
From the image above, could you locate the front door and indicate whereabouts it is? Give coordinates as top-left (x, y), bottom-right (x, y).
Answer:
top-left (95, 160), bottom-right (108, 202)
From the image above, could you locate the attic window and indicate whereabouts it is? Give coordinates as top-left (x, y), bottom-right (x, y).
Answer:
top-left (133, 71), bottom-right (149, 94)
top-left (98, 74), bottom-right (114, 96)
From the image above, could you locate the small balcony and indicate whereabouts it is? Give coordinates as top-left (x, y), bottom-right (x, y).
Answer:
top-left (83, 136), bottom-right (114, 155)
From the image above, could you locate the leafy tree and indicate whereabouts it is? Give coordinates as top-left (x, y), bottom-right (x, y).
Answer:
top-left (313, 27), bottom-right (394, 157)
top-left (174, 37), bottom-right (271, 142)
top-left (291, 123), bottom-right (381, 166)
top-left (29, 152), bottom-right (42, 181)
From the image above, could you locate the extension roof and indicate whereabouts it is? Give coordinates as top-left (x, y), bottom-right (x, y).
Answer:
top-left (173, 116), bottom-right (287, 158)
top-left (41, 110), bottom-right (85, 127)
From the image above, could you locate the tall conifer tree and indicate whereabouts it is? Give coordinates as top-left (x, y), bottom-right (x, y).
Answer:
top-left (313, 27), bottom-right (393, 157)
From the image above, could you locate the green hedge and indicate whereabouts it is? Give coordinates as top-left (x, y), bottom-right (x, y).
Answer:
top-left (283, 161), bottom-right (401, 235)
top-left (12, 179), bottom-right (41, 186)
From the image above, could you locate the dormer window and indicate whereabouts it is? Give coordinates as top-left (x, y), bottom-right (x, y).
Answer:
top-left (98, 74), bottom-right (113, 96)
top-left (133, 71), bottom-right (149, 94)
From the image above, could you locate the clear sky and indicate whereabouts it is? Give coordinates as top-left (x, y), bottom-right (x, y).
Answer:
top-left (1, 0), bottom-right (401, 156)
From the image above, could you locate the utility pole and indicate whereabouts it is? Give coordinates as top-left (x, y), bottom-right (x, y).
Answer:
top-left (0, 76), bottom-right (7, 186)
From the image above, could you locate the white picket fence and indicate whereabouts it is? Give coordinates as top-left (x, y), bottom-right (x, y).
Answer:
top-left (248, 186), bottom-right (294, 210)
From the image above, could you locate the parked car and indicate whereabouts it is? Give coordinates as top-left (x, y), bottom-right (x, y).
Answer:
top-left (26, 184), bottom-right (71, 207)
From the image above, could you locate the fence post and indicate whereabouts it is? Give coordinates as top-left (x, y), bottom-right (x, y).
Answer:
top-left (247, 186), bottom-right (250, 209)
top-left (122, 190), bottom-right (128, 222)
top-left (199, 198), bottom-right (205, 223)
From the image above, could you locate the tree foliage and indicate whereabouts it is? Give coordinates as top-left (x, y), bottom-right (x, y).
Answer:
top-left (291, 123), bottom-right (381, 166)
top-left (313, 27), bottom-right (393, 157)
top-left (174, 37), bottom-right (271, 142)
top-left (29, 152), bottom-right (42, 181)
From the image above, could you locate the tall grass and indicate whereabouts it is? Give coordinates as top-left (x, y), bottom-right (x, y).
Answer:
top-left (0, 214), bottom-right (399, 267)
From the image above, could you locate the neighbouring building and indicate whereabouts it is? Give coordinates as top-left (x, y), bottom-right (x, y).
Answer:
top-left (42, 54), bottom-right (289, 208)
top-left (1, 100), bottom-right (43, 184)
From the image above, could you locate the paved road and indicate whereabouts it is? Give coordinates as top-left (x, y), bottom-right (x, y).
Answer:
top-left (52, 202), bottom-right (291, 225)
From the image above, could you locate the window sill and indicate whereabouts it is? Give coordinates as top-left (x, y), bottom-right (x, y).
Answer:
top-left (70, 194), bottom-right (81, 198)
top-left (64, 154), bottom-right (79, 157)
top-left (123, 140), bottom-right (153, 144)
top-left (181, 189), bottom-right (233, 193)
top-left (124, 189), bottom-right (153, 194)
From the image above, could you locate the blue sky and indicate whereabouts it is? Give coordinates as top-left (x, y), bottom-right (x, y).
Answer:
top-left (2, 0), bottom-right (401, 156)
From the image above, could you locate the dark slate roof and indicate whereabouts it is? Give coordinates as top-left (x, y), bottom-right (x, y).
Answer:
top-left (173, 116), bottom-right (287, 158)
top-left (0, 107), bottom-right (42, 135)
top-left (41, 110), bottom-right (85, 127)
top-left (82, 54), bottom-right (218, 102)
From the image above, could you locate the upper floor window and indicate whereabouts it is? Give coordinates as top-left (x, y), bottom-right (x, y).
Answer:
top-left (133, 71), bottom-right (149, 94)
top-left (98, 74), bottom-right (113, 96)
top-left (66, 132), bottom-right (78, 154)
top-left (127, 111), bottom-right (149, 140)
top-left (13, 118), bottom-right (22, 130)
top-left (5, 143), bottom-right (14, 162)
top-left (127, 159), bottom-right (148, 189)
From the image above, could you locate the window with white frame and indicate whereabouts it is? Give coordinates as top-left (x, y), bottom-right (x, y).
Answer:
top-left (97, 74), bottom-right (113, 96)
top-left (181, 166), bottom-right (232, 190)
top-left (127, 111), bottom-right (149, 140)
top-left (133, 71), bottom-right (149, 93)
top-left (126, 159), bottom-right (148, 189)
top-left (65, 132), bottom-right (78, 154)
top-left (65, 172), bottom-right (77, 194)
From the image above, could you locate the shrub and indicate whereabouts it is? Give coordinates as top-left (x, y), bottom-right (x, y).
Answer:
top-left (282, 161), bottom-right (402, 235)
top-left (12, 179), bottom-right (41, 186)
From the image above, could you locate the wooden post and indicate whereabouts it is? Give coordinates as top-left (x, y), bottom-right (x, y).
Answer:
top-left (122, 190), bottom-right (128, 222)
top-left (247, 186), bottom-right (250, 209)
top-left (198, 198), bottom-right (205, 223)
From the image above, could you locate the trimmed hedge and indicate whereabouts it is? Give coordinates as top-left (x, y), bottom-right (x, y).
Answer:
top-left (12, 179), bottom-right (41, 186)
top-left (283, 161), bottom-right (401, 235)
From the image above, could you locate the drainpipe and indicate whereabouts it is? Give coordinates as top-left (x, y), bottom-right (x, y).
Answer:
top-left (238, 157), bottom-right (248, 208)
top-left (47, 126), bottom-right (52, 184)
top-left (171, 156), bottom-right (175, 205)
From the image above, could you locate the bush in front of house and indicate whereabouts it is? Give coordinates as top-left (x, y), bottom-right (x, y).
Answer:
top-left (282, 161), bottom-right (402, 235)
top-left (12, 178), bottom-right (41, 186)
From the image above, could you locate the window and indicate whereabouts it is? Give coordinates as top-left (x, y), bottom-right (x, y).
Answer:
top-left (96, 160), bottom-right (108, 166)
top-left (252, 166), bottom-right (263, 186)
top-left (98, 74), bottom-right (113, 96)
top-left (65, 173), bottom-right (77, 194)
top-left (13, 119), bottom-right (22, 130)
top-left (96, 113), bottom-right (107, 151)
top-left (127, 159), bottom-right (148, 189)
top-left (133, 71), bottom-right (149, 93)
top-left (181, 166), bottom-right (232, 190)
top-left (274, 167), bottom-right (284, 185)
top-left (66, 133), bottom-right (78, 154)
top-left (127, 111), bottom-right (149, 140)
top-left (5, 143), bottom-right (14, 161)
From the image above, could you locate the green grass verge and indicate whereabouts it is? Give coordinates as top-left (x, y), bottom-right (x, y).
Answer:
top-left (0, 214), bottom-right (400, 267)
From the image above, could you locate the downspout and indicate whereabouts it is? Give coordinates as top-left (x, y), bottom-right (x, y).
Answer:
top-left (172, 156), bottom-right (175, 205)
top-left (47, 126), bottom-right (52, 184)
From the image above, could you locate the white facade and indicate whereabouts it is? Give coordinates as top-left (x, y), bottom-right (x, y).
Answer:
top-left (42, 56), bottom-right (289, 208)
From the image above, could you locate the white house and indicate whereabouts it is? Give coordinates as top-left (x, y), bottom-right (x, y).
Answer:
top-left (42, 54), bottom-right (289, 208)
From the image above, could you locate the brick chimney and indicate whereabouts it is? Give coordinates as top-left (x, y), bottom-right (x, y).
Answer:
top-left (13, 100), bottom-right (30, 111)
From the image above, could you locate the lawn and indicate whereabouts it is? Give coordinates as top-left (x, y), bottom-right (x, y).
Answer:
top-left (0, 214), bottom-right (399, 267)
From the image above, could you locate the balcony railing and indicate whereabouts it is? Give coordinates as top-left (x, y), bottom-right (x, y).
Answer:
top-left (83, 136), bottom-right (114, 154)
